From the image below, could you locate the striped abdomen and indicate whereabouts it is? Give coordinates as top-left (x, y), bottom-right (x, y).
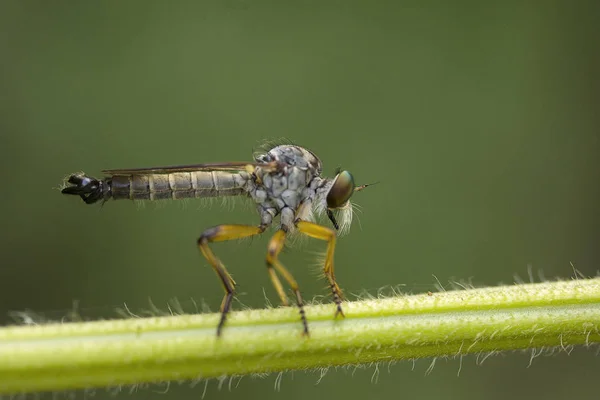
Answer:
top-left (110, 171), bottom-right (250, 201)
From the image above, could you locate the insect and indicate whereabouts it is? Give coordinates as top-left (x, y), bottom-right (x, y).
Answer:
top-left (61, 143), bottom-right (373, 336)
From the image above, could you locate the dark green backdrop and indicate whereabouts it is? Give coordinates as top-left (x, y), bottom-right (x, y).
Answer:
top-left (1, 1), bottom-right (598, 399)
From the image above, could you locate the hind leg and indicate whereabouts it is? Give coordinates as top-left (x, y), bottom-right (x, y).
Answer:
top-left (197, 224), bottom-right (266, 336)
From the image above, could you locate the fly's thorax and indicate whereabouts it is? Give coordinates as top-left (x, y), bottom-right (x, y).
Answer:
top-left (254, 145), bottom-right (322, 176)
top-left (250, 164), bottom-right (321, 233)
top-left (252, 164), bottom-right (319, 210)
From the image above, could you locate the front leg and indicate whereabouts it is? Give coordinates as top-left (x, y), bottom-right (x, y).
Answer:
top-left (295, 220), bottom-right (344, 318)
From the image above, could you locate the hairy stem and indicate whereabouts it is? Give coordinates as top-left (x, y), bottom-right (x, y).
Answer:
top-left (1, 278), bottom-right (599, 394)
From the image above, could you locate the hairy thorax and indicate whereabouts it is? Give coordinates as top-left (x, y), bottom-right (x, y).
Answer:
top-left (249, 145), bottom-right (324, 229)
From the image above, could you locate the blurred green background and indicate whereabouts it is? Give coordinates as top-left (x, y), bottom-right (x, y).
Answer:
top-left (1, 1), bottom-right (599, 399)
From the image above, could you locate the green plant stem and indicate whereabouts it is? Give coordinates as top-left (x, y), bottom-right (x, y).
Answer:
top-left (1, 278), bottom-right (599, 394)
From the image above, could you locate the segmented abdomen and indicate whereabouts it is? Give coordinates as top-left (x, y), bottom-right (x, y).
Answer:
top-left (110, 171), bottom-right (250, 201)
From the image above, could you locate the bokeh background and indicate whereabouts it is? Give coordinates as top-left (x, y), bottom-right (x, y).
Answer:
top-left (1, 1), bottom-right (599, 399)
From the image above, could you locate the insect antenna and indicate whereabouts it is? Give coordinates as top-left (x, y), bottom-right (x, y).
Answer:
top-left (355, 181), bottom-right (379, 192)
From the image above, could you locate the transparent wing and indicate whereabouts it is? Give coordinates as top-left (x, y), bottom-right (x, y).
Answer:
top-left (102, 161), bottom-right (258, 175)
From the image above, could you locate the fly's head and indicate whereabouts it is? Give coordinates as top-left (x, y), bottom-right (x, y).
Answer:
top-left (315, 170), bottom-right (376, 235)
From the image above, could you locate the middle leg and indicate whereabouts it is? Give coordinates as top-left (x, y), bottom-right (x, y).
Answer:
top-left (266, 228), bottom-right (309, 335)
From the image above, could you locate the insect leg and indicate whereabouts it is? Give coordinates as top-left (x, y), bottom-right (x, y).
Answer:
top-left (266, 229), bottom-right (309, 336)
top-left (197, 224), bottom-right (265, 336)
top-left (295, 221), bottom-right (344, 318)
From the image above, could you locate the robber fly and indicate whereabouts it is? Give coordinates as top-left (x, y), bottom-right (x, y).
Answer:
top-left (61, 143), bottom-right (373, 336)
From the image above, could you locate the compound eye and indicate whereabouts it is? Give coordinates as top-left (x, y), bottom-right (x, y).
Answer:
top-left (326, 171), bottom-right (355, 209)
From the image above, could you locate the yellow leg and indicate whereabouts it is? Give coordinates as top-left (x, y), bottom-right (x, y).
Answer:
top-left (295, 221), bottom-right (344, 318)
top-left (197, 224), bottom-right (265, 336)
top-left (266, 229), bottom-right (309, 335)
